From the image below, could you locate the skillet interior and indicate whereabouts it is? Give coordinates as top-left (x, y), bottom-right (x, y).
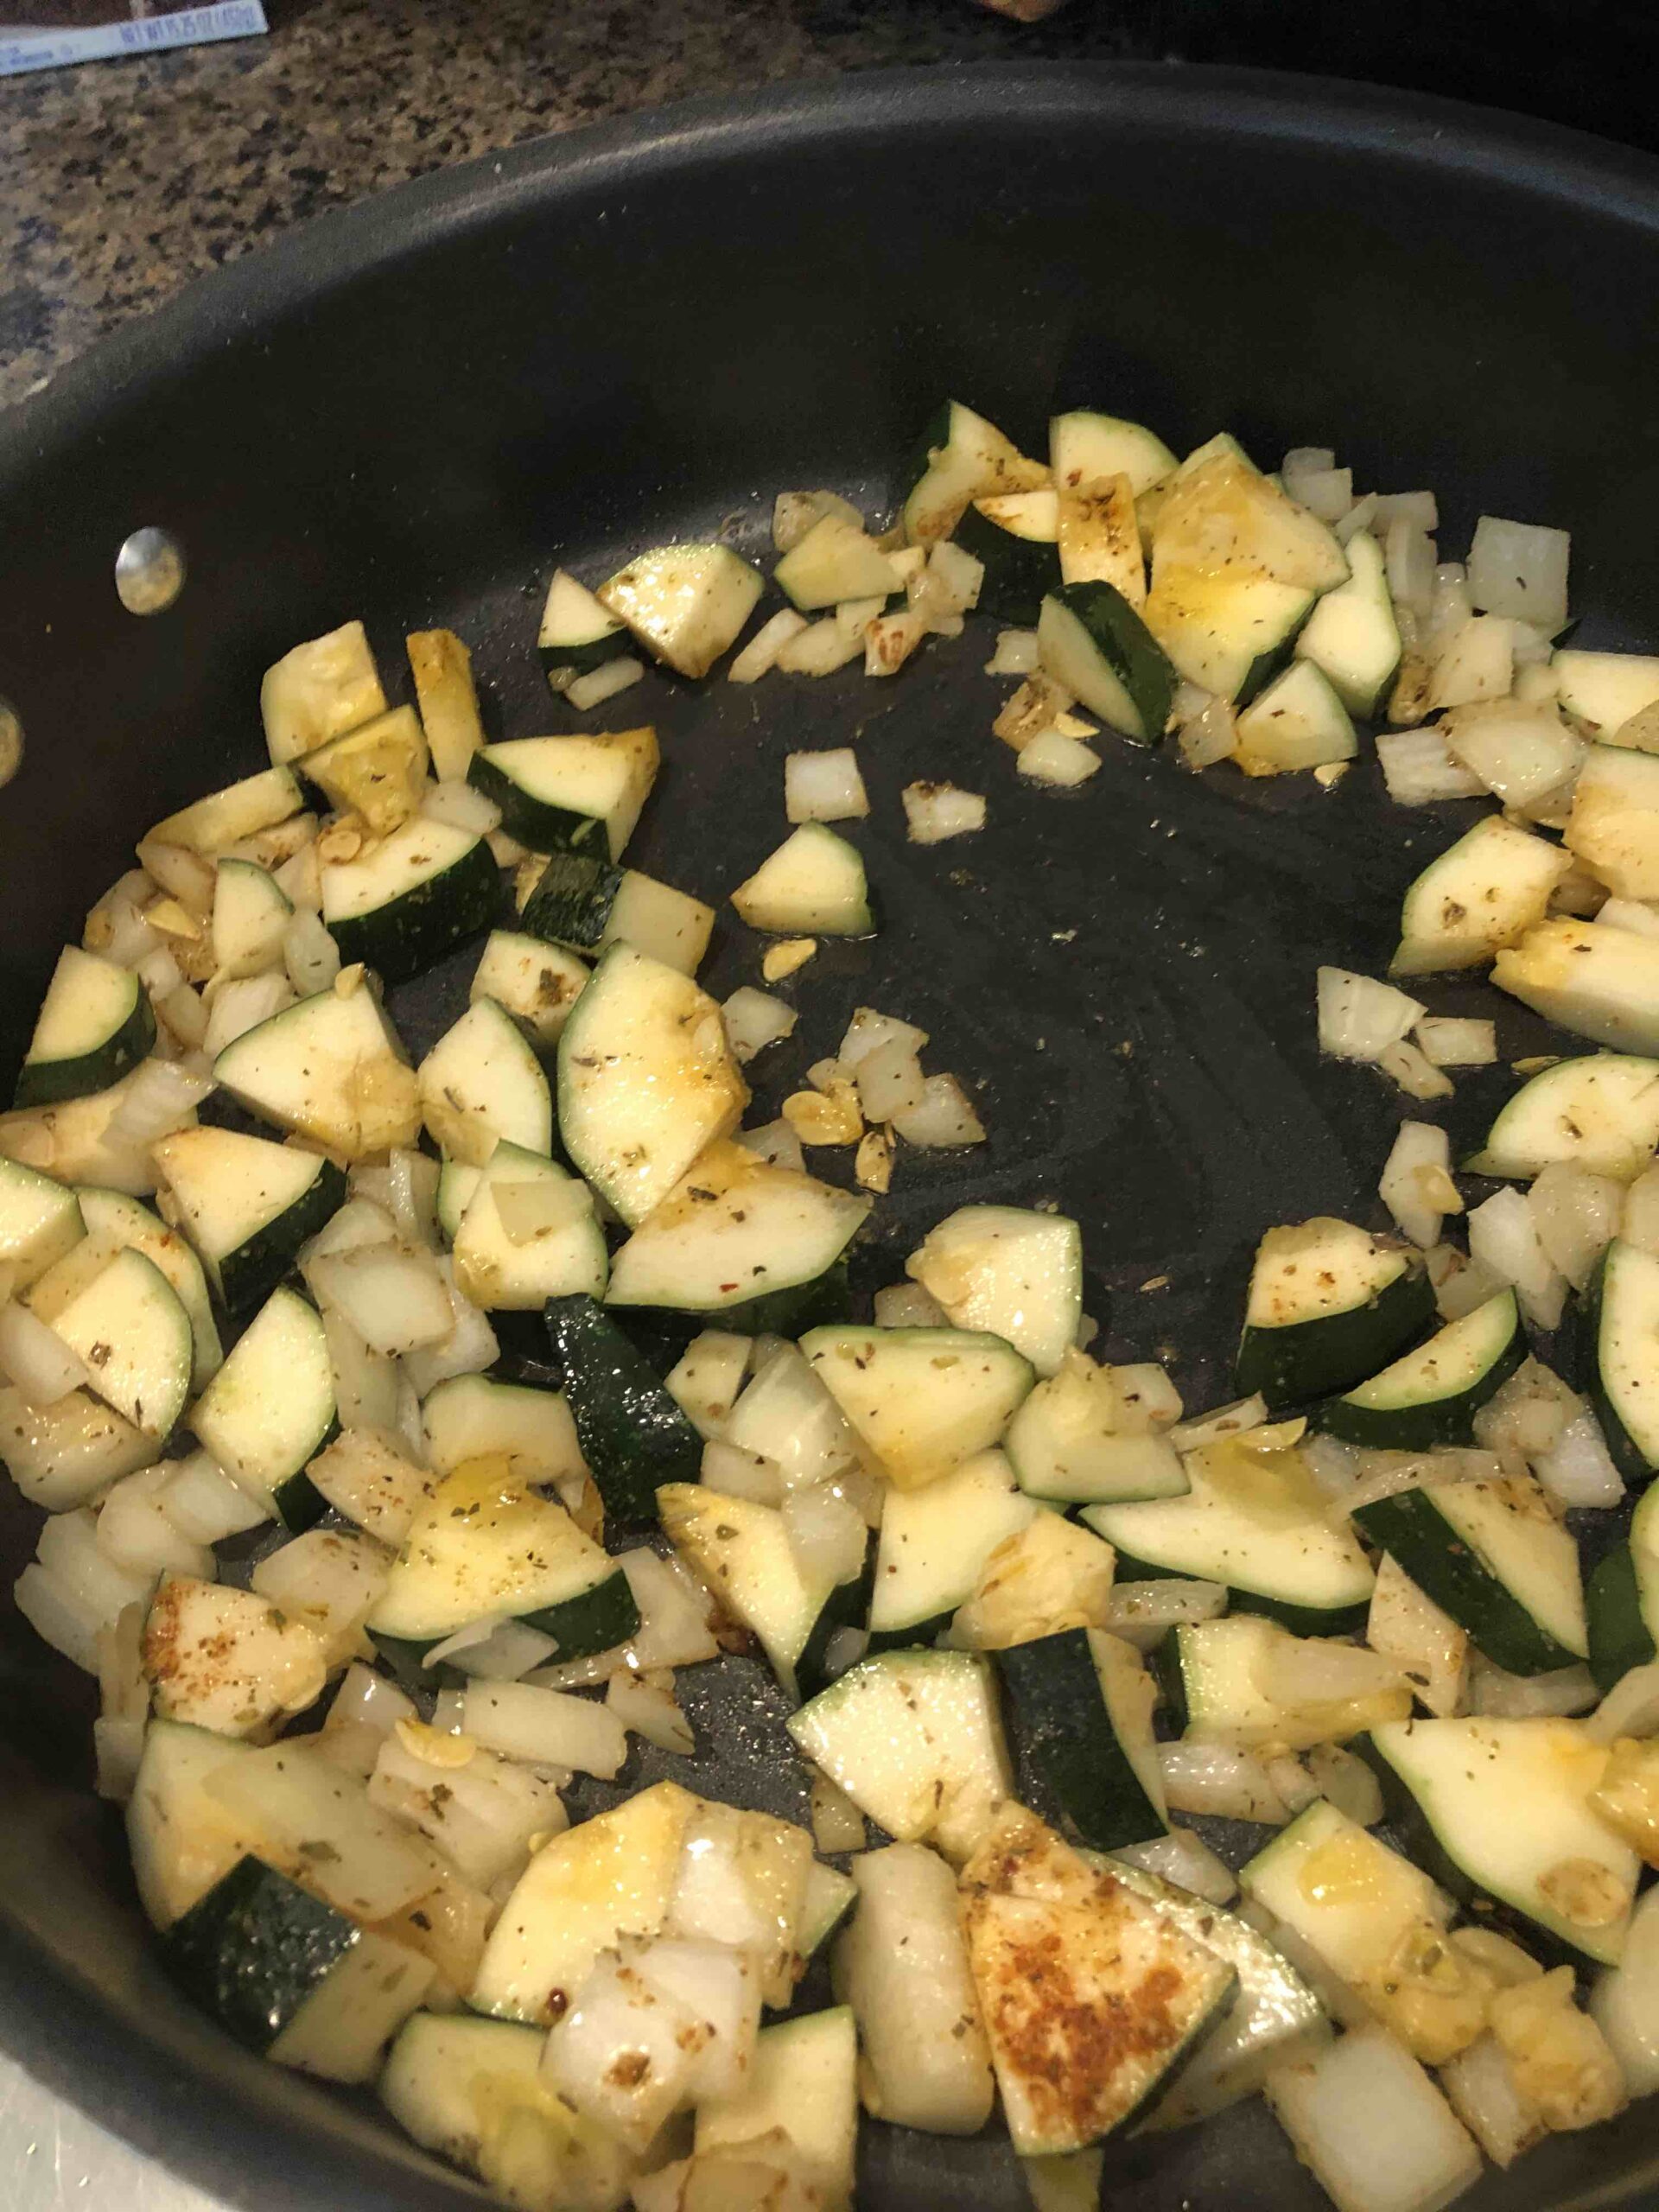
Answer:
top-left (3, 60), bottom-right (1659, 2212)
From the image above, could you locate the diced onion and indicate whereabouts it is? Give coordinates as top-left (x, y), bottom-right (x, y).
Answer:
top-left (1177, 694), bottom-right (1239, 770)
top-left (1527, 1164), bottom-right (1621, 1292)
top-left (728, 608), bottom-right (810, 684)
top-left (305, 1242), bottom-right (454, 1357)
top-left (873, 1281), bottom-right (950, 1329)
top-left (434, 1620), bottom-right (559, 1681)
top-left (567, 657), bottom-right (644, 710)
top-left (1596, 898), bottom-right (1659, 940)
top-left (1377, 1039), bottom-right (1455, 1102)
top-left (283, 906), bottom-right (341, 995)
top-left (97, 1467), bottom-right (213, 1581)
top-left (1255, 1636), bottom-right (1406, 1709)
top-left (463, 1681), bottom-right (628, 1777)
top-left (1157, 1740), bottom-right (1291, 1825)
top-left (1426, 1240), bottom-right (1508, 1322)
top-left (420, 780), bottom-right (500, 836)
top-left (1442, 700), bottom-right (1584, 810)
top-left (785, 748), bottom-right (868, 824)
top-left (1467, 515), bottom-right (1570, 637)
top-left (1300, 1431), bottom-right (1363, 1502)
top-left (927, 538), bottom-right (984, 615)
top-left (1334, 492), bottom-right (1379, 545)
top-left (1378, 1121), bottom-right (1460, 1249)
top-left (156, 982), bottom-right (208, 1051)
top-left (136, 946), bottom-right (183, 999)
top-left (1304, 1742), bottom-right (1385, 1828)
top-left (351, 1148), bottom-right (441, 1249)
top-left (1468, 1656), bottom-right (1598, 1718)
top-left (1423, 562), bottom-right (1473, 656)
top-left (162, 1449), bottom-right (270, 1542)
top-left (855, 1039), bottom-right (926, 1123)
top-left (892, 1073), bottom-right (985, 1148)
top-left (1103, 1580), bottom-right (1228, 1650)
top-left (1533, 1406), bottom-right (1624, 1510)
top-left (1113, 1826), bottom-right (1238, 1904)
top-left (1467, 1187), bottom-right (1567, 1330)
top-left (1375, 726), bottom-right (1486, 805)
top-left (823, 1625), bottom-right (870, 1679)
top-left (1263, 1754), bottom-right (1321, 1817)
top-left (1586, 1660), bottom-right (1659, 1744)
top-left (1414, 1017), bottom-right (1497, 1068)
top-left (733, 1118), bottom-right (805, 1172)
top-left (202, 972), bottom-right (295, 1059)
top-left (107, 1056), bottom-right (215, 1144)
top-left (398, 1260), bottom-right (499, 1395)
top-left (623, 1550), bottom-right (721, 1674)
top-left (1316, 966), bottom-right (1423, 1064)
top-left (1385, 517), bottom-right (1437, 617)
top-left (1441, 2031), bottom-right (1544, 2171)
top-left (985, 629), bottom-right (1039, 677)
top-left (901, 781), bottom-right (985, 845)
top-left (783, 1482), bottom-right (868, 1587)
top-left (1019, 729), bottom-right (1101, 787)
top-left (721, 987), bottom-right (798, 1065)
top-left (0, 1300), bottom-right (89, 1407)
top-left (14, 1563), bottom-right (102, 1674)
top-left (1372, 490), bottom-right (1440, 533)
top-left (606, 1669), bottom-right (695, 1754)
top-left (702, 1440), bottom-right (785, 1507)
top-left (1473, 1357), bottom-right (1577, 1467)
top-left (840, 1005), bottom-right (929, 1068)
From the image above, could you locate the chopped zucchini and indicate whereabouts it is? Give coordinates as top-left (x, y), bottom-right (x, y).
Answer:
top-left (450, 1143), bottom-right (607, 1311)
top-left (902, 400), bottom-right (1048, 545)
top-left (127, 1721), bottom-right (261, 1930)
top-left (775, 515), bottom-right (902, 611)
top-left (421, 1370), bottom-right (586, 1488)
top-left (260, 621), bottom-right (386, 766)
top-left (418, 994), bottom-right (552, 1166)
top-left (406, 628), bottom-right (486, 782)
top-left (1036, 582), bottom-right (1174, 746)
top-left (1235, 1217), bottom-right (1433, 1408)
top-left (1160, 1615), bottom-right (1410, 1751)
top-left (73, 1188), bottom-right (223, 1390)
top-left (656, 1480), bottom-right (851, 1700)
top-left (695, 2007), bottom-right (859, 2211)
top-left (211, 860), bottom-right (294, 980)
top-left (1003, 1351), bottom-right (1188, 1505)
top-left (468, 730), bottom-right (658, 861)
top-left (1468, 1052), bottom-right (1659, 1179)
top-left (952, 496), bottom-right (1062, 626)
top-left (868, 1446), bottom-right (1036, 1648)
top-left (906, 1204), bottom-right (1083, 1377)
top-left (1234, 660), bottom-right (1357, 777)
top-left (537, 569), bottom-right (632, 681)
top-left (471, 928), bottom-right (589, 1046)
top-left (730, 824), bottom-right (874, 938)
top-left (321, 816), bottom-right (497, 984)
top-left (1318, 1290), bottom-right (1524, 1449)
top-left (1585, 1240), bottom-right (1659, 1483)
top-left (48, 1245), bottom-right (191, 1438)
top-left (143, 1574), bottom-right (327, 1737)
top-left (152, 1124), bottom-right (345, 1313)
top-left (0, 1155), bottom-right (83, 1290)
top-left (1495, 916), bottom-right (1659, 1055)
top-left (1393, 817), bottom-right (1572, 977)
top-left (1294, 529), bottom-right (1401, 717)
top-left (14, 946), bottom-right (155, 1108)
top-left (302, 707), bottom-right (429, 838)
top-left (1050, 410), bottom-right (1176, 499)
top-left (213, 982), bottom-right (420, 1159)
top-left (189, 1284), bottom-right (336, 1527)
top-left (995, 1626), bottom-right (1167, 1850)
top-left (147, 764), bottom-right (307, 855)
top-left (598, 544), bottom-right (763, 679)
top-left (545, 1292), bottom-right (701, 1521)
top-left (802, 1324), bottom-right (1034, 1491)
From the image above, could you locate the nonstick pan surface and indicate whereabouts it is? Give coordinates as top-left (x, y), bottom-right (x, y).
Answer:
top-left (3, 59), bottom-right (1659, 2212)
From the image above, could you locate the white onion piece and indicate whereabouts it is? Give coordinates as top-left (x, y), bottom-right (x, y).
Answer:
top-left (1177, 695), bottom-right (1239, 771)
top-left (399, 1259), bottom-right (499, 1395)
top-left (162, 1448), bottom-right (270, 1542)
top-left (1468, 1656), bottom-right (1598, 1718)
top-left (1424, 562), bottom-right (1473, 654)
top-left (840, 1005), bottom-right (930, 1068)
top-left (14, 1563), bottom-right (102, 1674)
top-left (1467, 1187), bottom-right (1567, 1331)
top-left (1441, 2031), bottom-right (1544, 2171)
top-left (855, 1039), bottom-right (925, 1123)
top-left (733, 1118), bottom-right (806, 1172)
top-left (1373, 490), bottom-right (1440, 533)
top-left (783, 1482), bottom-right (867, 1587)
top-left (823, 1624), bottom-right (870, 1679)
top-left (809, 1767), bottom-right (867, 1853)
top-left (1472, 1357), bottom-right (1577, 1466)
top-left (1103, 1579), bottom-right (1227, 1650)
top-left (328, 1661), bottom-right (416, 1738)
top-left (1255, 1636), bottom-right (1407, 1709)
top-left (1375, 726), bottom-right (1485, 805)
top-left (136, 945), bottom-right (183, 999)
top-left (1157, 1740), bottom-right (1290, 1825)
top-left (107, 1058), bottom-right (214, 1145)
top-left (1534, 1406), bottom-right (1624, 1511)
top-left (1332, 1452), bottom-right (1444, 1516)
top-left (1385, 517), bottom-right (1437, 617)
top-left (251, 1529), bottom-right (392, 1667)
top-left (283, 906), bottom-right (341, 995)
top-left (156, 982), bottom-right (208, 1052)
top-left (463, 1681), bottom-right (628, 1777)
top-left (202, 972), bottom-right (296, 1059)
top-left (607, 1669), bottom-right (695, 1754)
top-left (891, 1074), bottom-right (985, 1148)
top-left (1263, 1754), bottom-right (1321, 1817)
top-left (664, 1331), bottom-right (753, 1442)
top-left (306, 1241), bottom-right (454, 1357)
top-left (1112, 1826), bottom-right (1238, 1905)
top-left (1316, 966), bottom-right (1423, 1063)
top-left (97, 1467), bottom-right (213, 1581)
top-left (436, 1621), bottom-right (559, 1681)
top-left (873, 1281), bottom-right (950, 1330)
top-left (621, 1549), bottom-right (721, 1673)
top-left (985, 629), bottom-right (1039, 677)
top-left (1426, 1240), bottom-right (1508, 1323)
top-left (421, 780), bottom-right (501, 836)
top-left (1334, 492), bottom-right (1380, 545)
top-left (1300, 1431), bottom-right (1364, 1503)
top-left (1467, 516), bottom-right (1570, 636)
top-left (701, 1440), bottom-right (784, 1507)
top-left (1528, 1164), bottom-right (1621, 1292)
top-left (1305, 1742), bottom-right (1386, 1828)
top-left (94, 1714), bottom-right (148, 1804)
top-left (728, 607), bottom-right (810, 683)
top-left (928, 539), bottom-right (984, 614)
top-left (1587, 1661), bottom-right (1659, 1745)
top-left (431, 1688), bottom-right (467, 1735)
top-left (785, 747), bottom-right (868, 824)
top-left (90, 873), bottom-right (163, 967)
top-left (0, 1300), bottom-right (89, 1407)
top-left (1377, 1039), bottom-right (1455, 1103)
top-left (721, 987), bottom-right (798, 1065)
top-left (1378, 1121), bottom-right (1460, 1249)
top-left (902, 781), bottom-right (984, 845)
top-left (1167, 1396), bottom-right (1268, 1453)
top-left (1414, 1017), bottom-right (1497, 1068)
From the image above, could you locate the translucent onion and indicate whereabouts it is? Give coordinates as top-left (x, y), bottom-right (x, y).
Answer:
top-left (855, 1039), bottom-right (926, 1123)
top-left (839, 1005), bottom-right (930, 1068)
top-left (0, 1300), bottom-right (89, 1407)
top-left (1157, 1740), bottom-right (1291, 1825)
top-left (1375, 726), bottom-right (1486, 805)
top-left (96, 1466), bottom-right (214, 1582)
top-left (1527, 1164), bottom-right (1621, 1292)
top-left (1586, 1661), bottom-right (1659, 1745)
top-left (985, 629), bottom-right (1040, 677)
top-left (1378, 1120), bottom-right (1460, 1249)
top-left (1533, 1407), bottom-right (1624, 1511)
top-left (283, 906), bottom-right (341, 995)
top-left (1305, 1742), bottom-right (1385, 1828)
top-left (1167, 1395), bottom-right (1268, 1453)
top-left (1467, 515), bottom-right (1570, 636)
top-left (1472, 1358), bottom-right (1577, 1467)
top-left (1264, 1753), bottom-right (1322, 1817)
top-left (1427, 1241), bottom-right (1509, 1323)
top-left (783, 1482), bottom-right (868, 1588)
top-left (305, 1242), bottom-right (454, 1357)
top-left (13, 1562), bottom-right (102, 1674)
top-left (1316, 966), bottom-right (1423, 1064)
top-left (434, 1620), bottom-right (559, 1681)
top-left (728, 607), bottom-right (810, 683)
top-left (785, 748), bottom-right (868, 824)
top-left (701, 1440), bottom-right (785, 1508)
top-left (1468, 1656), bottom-right (1599, 1719)
top-left (421, 780), bottom-right (501, 836)
top-left (1112, 1826), bottom-right (1238, 1905)
top-left (1414, 1017), bottom-right (1497, 1068)
top-left (398, 1260), bottom-right (499, 1395)
top-left (327, 1661), bottom-right (416, 1738)
top-left (1103, 1579), bottom-right (1228, 1650)
top-left (462, 1681), bottom-right (628, 1777)
top-left (823, 1624), bottom-right (870, 1679)
top-left (733, 1118), bottom-right (806, 1172)
top-left (891, 1074), bottom-right (986, 1148)
top-left (202, 972), bottom-right (295, 1059)
top-left (107, 1058), bottom-right (214, 1145)
top-left (1467, 1187), bottom-right (1567, 1331)
top-left (721, 987), bottom-right (798, 1065)
top-left (901, 782), bottom-right (985, 845)
top-left (606, 1669), bottom-right (695, 1754)
top-left (1255, 1637), bottom-right (1407, 1709)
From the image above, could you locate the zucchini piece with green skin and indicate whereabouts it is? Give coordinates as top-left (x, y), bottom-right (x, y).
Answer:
top-left (213, 983), bottom-right (419, 1160)
top-left (76, 1188), bottom-right (224, 1391)
top-left (657, 1480), bottom-right (849, 1701)
top-left (802, 1324), bottom-right (1035, 1492)
top-left (434, 1157), bottom-right (480, 1242)
top-left (623, 1253), bottom-right (854, 1342)
top-left (470, 929), bottom-right (588, 1049)
top-left (127, 1720), bottom-right (261, 1930)
top-left (467, 729), bottom-right (658, 862)
top-left (773, 515), bottom-right (902, 611)
top-left (1588, 1481), bottom-right (1659, 1691)
top-left (261, 623), bottom-right (385, 768)
top-left (1353, 1473), bottom-right (1586, 1675)
top-left (960, 1804), bottom-right (1236, 2156)
top-left (901, 400), bottom-right (1048, 545)
top-left (537, 569), bottom-right (631, 680)
top-left (1391, 815), bottom-right (1571, 979)
top-left (1467, 1054), bottom-right (1659, 1179)
top-left (151, 1125), bottom-right (346, 1315)
top-left (212, 859), bottom-right (293, 979)
top-left (49, 1246), bottom-right (192, 1439)
top-left (299, 709), bottom-right (429, 838)
top-left (1157, 1615), bottom-right (1410, 1749)
top-left (1003, 1352), bottom-right (1188, 1505)
top-left (321, 817), bottom-right (498, 983)
top-left (190, 1284), bottom-right (336, 1529)
top-left (1051, 410), bottom-right (1177, 499)
top-left (995, 1627), bottom-right (1167, 1851)
top-left (418, 995), bottom-right (552, 1167)
top-left (1037, 582), bottom-right (1175, 746)
top-left (605, 1137), bottom-right (868, 1319)
top-left (1144, 570), bottom-right (1316, 704)
top-left (0, 1155), bottom-right (82, 1289)
top-left (867, 1446), bottom-right (1035, 1650)
top-left (164, 1856), bottom-right (433, 2082)
top-left (597, 543), bottom-right (763, 680)
top-left (1496, 915), bottom-right (1659, 1055)
top-left (695, 2007), bottom-right (859, 2209)
top-left (14, 946), bottom-right (156, 1108)
top-left (421, 1370), bottom-right (585, 1486)
top-left (367, 1454), bottom-right (638, 1685)
top-left (1294, 529), bottom-right (1401, 717)
top-left (951, 493), bottom-right (1063, 625)
top-left (1316, 1289), bottom-right (1524, 1449)
top-left (729, 823), bottom-right (874, 938)
top-left (557, 945), bottom-right (747, 1229)
top-left (546, 1293), bottom-right (701, 1522)
top-left (1084, 1427), bottom-right (1375, 1635)
top-left (1552, 649), bottom-right (1659, 736)
top-left (451, 1143), bottom-right (607, 1312)
top-left (1235, 1216), bottom-right (1434, 1408)
top-left (1364, 1716), bottom-right (1639, 1967)
top-left (905, 1205), bottom-right (1082, 1379)
top-left (1233, 659), bottom-right (1357, 777)
top-left (520, 853), bottom-right (712, 975)
top-left (1582, 1240), bottom-right (1659, 1484)
top-left (789, 1649), bottom-right (1013, 1864)
top-left (148, 764), bottom-right (307, 855)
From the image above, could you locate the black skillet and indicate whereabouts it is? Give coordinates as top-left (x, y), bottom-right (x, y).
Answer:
top-left (3, 59), bottom-right (1659, 2212)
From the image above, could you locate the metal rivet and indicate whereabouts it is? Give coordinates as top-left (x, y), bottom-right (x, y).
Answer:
top-left (0, 698), bottom-right (21, 791)
top-left (115, 526), bottom-right (186, 615)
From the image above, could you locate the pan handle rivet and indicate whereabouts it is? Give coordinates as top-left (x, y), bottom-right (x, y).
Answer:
top-left (115, 526), bottom-right (186, 615)
top-left (0, 699), bottom-right (20, 791)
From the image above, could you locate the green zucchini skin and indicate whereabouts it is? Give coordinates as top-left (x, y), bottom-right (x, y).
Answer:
top-left (1235, 1269), bottom-right (1436, 1410)
top-left (619, 1258), bottom-right (853, 1344)
top-left (164, 1856), bottom-right (354, 2053)
top-left (1351, 1488), bottom-right (1580, 1676)
top-left (520, 853), bottom-right (621, 954)
top-left (371, 1566), bottom-right (640, 1689)
top-left (1315, 1310), bottom-right (1526, 1450)
top-left (270, 1459), bottom-right (333, 1535)
top-left (1580, 1249), bottom-right (1659, 1486)
top-left (1043, 579), bottom-right (1176, 747)
top-left (14, 989), bottom-right (156, 1109)
top-left (543, 1294), bottom-right (702, 1523)
top-left (1587, 1541), bottom-right (1656, 1694)
top-left (1111, 1546), bottom-right (1369, 1640)
top-left (995, 1628), bottom-right (1165, 1851)
top-left (328, 836), bottom-right (499, 984)
top-left (219, 1158), bottom-right (348, 1315)
top-left (467, 754), bottom-right (613, 858)
top-left (950, 505), bottom-right (1062, 625)
top-left (863, 1610), bottom-right (954, 1658)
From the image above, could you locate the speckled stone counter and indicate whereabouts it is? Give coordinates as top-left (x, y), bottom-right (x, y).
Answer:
top-left (0, 0), bottom-right (1161, 410)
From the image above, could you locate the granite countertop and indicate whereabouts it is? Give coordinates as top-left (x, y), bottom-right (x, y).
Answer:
top-left (0, 0), bottom-right (1166, 412)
